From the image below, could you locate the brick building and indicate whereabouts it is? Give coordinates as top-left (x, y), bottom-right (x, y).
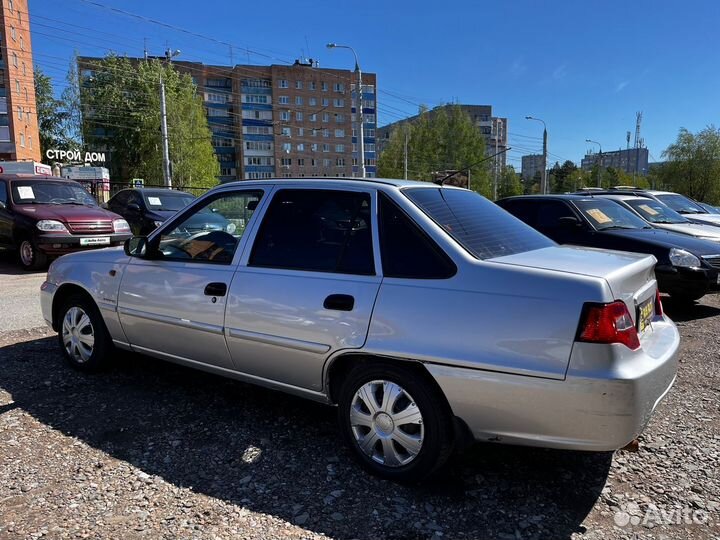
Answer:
top-left (78, 57), bottom-right (377, 182)
top-left (0, 0), bottom-right (41, 161)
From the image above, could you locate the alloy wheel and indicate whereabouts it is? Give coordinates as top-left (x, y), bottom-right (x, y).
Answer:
top-left (350, 380), bottom-right (424, 467)
top-left (62, 306), bottom-right (95, 363)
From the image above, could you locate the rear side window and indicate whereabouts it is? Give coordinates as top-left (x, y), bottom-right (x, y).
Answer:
top-left (536, 201), bottom-right (576, 229)
top-left (250, 189), bottom-right (374, 275)
top-left (0, 181), bottom-right (7, 205)
top-left (405, 188), bottom-right (554, 259)
top-left (379, 193), bottom-right (456, 279)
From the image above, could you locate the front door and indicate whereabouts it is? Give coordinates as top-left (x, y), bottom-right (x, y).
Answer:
top-left (225, 187), bottom-right (382, 391)
top-left (0, 180), bottom-right (11, 247)
top-left (117, 188), bottom-right (265, 369)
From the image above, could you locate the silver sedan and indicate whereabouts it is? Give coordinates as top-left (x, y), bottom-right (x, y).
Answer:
top-left (41, 178), bottom-right (679, 482)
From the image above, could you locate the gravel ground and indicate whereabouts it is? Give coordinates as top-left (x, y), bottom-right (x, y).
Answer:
top-left (0, 297), bottom-right (719, 539)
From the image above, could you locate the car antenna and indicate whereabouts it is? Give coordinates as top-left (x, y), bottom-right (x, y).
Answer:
top-left (437, 147), bottom-right (512, 186)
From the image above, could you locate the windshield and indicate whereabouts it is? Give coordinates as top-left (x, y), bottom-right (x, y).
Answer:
top-left (574, 199), bottom-right (651, 230)
top-left (698, 202), bottom-right (720, 214)
top-left (404, 188), bottom-right (554, 259)
top-left (144, 192), bottom-right (195, 212)
top-left (655, 193), bottom-right (707, 214)
top-left (625, 199), bottom-right (688, 224)
top-left (11, 180), bottom-right (98, 206)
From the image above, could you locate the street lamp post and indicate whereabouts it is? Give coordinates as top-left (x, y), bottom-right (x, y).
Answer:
top-left (585, 139), bottom-right (603, 187)
top-left (525, 116), bottom-right (547, 194)
top-left (327, 43), bottom-right (366, 178)
top-left (160, 48), bottom-right (181, 188)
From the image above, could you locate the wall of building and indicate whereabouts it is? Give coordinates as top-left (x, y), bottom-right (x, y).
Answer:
top-left (0, 0), bottom-right (40, 161)
top-left (581, 147), bottom-right (650, 175)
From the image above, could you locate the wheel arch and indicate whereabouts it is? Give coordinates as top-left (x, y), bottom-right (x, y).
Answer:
top-left (51, 283), bottom-right (97, 331)
top-left (324, 352), bottom-right (474, 448)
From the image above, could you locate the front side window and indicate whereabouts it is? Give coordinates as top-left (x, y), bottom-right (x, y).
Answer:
top-left (156, 190), bottom-right (263, 264)
top-left (250, 189), bottom-right (374, 275)
top-left (0, 180), bottom-right (7, 205)
top-left (405, 188), bottom-right (554, 259)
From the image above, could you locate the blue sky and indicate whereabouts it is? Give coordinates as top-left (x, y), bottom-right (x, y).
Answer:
top-left (29, 0), bottom-right (720, 170)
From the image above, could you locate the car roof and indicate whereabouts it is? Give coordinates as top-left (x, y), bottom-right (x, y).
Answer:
top-left (591, 193), bottom-right (650, 202)
top-left (130, 188), bottom-right (193, 196)
top-left (212, 176), bottom-right (452, 191)
top-left (498, 194), bottom-right (603, 203)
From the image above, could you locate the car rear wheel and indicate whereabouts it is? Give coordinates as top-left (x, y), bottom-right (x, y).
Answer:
top-left (337, 362), bottom-right (454, 483)
top-left (18, 238), bottom-right (47, 271)
top-left (58, 294), bottom-right (113, 371)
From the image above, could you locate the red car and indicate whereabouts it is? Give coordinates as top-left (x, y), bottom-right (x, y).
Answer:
top-left (0, 175), bottom-right (131, 270)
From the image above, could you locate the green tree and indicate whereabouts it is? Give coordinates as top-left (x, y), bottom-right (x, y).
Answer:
top-left (548, 160), bottom-right (579, 193)
top-left (658, 126), bottom-right (720, 203)
top-left (378, 105), bottom-right (491, 196)
top-left (79, 55), bottom-right (219, 188)
top-left (498, 165), bottom-right (523, 198)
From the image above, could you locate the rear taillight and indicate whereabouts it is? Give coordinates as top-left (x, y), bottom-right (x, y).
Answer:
top-left (577, 301), bottom-right (640, 350)
top-left (655, 289), bottom-right (664, 318)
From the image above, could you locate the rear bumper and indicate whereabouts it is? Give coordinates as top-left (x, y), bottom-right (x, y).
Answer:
top-left (36, 233), bottom-right (131, 255)
top-left (656, 264), bottom-right (720, 298)
top-left (426, 317), bottom-right (680, 451)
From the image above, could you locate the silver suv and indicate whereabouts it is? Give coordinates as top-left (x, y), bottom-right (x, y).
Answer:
top-left (41, 179), bottom-right (679, 482)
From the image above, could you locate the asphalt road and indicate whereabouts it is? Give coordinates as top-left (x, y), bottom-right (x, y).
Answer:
top-left (0, 252), bottom-right (47, 332)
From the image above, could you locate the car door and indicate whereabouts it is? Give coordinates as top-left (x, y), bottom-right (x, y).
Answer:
top-left (0, 179), bottom-right (11, 247)
top-left (224, 186), bottom-right (382, 391)
top-left (534, 200), bottom-right (588, 244)
top-left (117, 188), bottom-right (266, 370)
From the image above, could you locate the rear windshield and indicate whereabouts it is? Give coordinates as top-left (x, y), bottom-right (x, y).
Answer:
top-left (403, 188), bottom-right (554, 259)
top-left (625, 198), bottom-right (687, 224)
top-left (144, 192), bottom-right (195, 211)
top-left (10, 180), bottom-right (97, 206)
top-left (574, 199), bottom-right (650, 230)
top-left (655, 193), bottom-right (707, 214)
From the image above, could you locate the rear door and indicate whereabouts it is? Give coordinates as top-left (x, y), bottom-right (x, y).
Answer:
top-left (0, 179), bottom-right (10, 246)
top-left (225, 187), bottom-right (381, 391)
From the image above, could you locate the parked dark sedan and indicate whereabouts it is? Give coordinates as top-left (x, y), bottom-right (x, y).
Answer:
top-left (497, 194), bottom-right (720, 302)
top-left (107, 188), bottom-right (230, 237)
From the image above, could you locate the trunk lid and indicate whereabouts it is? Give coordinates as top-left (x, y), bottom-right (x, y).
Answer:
top-left (489, 245), bottom-right (657, 325)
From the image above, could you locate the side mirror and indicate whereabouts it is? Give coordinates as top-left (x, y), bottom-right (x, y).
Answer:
top-left (124, 236), bottom-right (152, 258)
top-left (127, 202), bottom-right (141, 212)
top-left (0, 200), bottom-right (6, 209)
top-left (558, 216), bottom-right (581, 228)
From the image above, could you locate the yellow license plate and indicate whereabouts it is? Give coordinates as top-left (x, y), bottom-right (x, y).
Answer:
top-left (637, 297), bottom-right (654, 333)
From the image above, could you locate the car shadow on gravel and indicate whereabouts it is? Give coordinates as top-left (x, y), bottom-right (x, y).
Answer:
top-left (1, 335), bottom-right (612, 539)
top-left (661, 296), bottom-right (720, 323)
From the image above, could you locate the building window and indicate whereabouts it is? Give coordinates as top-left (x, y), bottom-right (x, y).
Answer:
top-left (297, 143), bottom-right (304, 151)
top-left (323, 159), bottom-right (331, 167)
top-left (298, 158), bottom-right (305, 166)
top-left (295, 96), bottom-right (303, 105)
top-left (363, 114), bottom-right (376, 123)
top-left (335, 114), bottom-right (345, 123)
top-left (333, 83), bottom-right (344, 92)
top-left (336, 158), bottom-right (345, 166)
top-left (335, 144), bottom-right (345, 152)
top-left (279, 79), bottom-right (289, 88)
top-left (295, 80), bottom-right (302, 89)
top-left (17, 105), bottom-right (21, 120)
top-left (19, 132), bottom-right (24, 147)
top-left (278, 95), bottom-right (289, 104)
top-left (321, 82), bottom-right (328, 92)
top-left (242, 94), bottom-right (268, 104)
top-left (335, 129), bottom-right (345, 138)
top-left (311, 143), bottom-right (318, 152)
top-left (322, 113), bottom-right (330, 122)
top-left (12, 53), bottom-right (18, 67)
top-left (10, 26), bottom-right (15, 41)
top-left (19, 36), bottom-right (23, 51)
top-left (280, 111), bottom-right (290, 121)
top-left (366, 128), bottom-right (375, 137)
top-left (297, 127), bottom-right (304, 136)
top-left (309, 97), bottom-right (317, 106)
top-left (309, 113), bottom-right (317, 122)
top-left (309, 82), bottom-right (316, 90)
top-left (282, 142), bottom-right (292, 152)
top-left (8, 0), bottom-right (13, 12)
top-left (296, 111), bottom-right (303, 121)
top-left (334, 98), bottom-right (344, 107)
top-left (366, 143), bottom-right (376, 152)
top-left (322, 144), bottom-right (330, 152)
top-left (322, 98), bottom-right (329, 107)
top-left (323, 129), bottom-right (330, 138)
top-left (24, 88), bottom-right (28, 101)
top-left (22, 62), bottom-right (26, 76)
top-left (281, 158), bottom-right (292, 166)
top-left (281, 127), bottom-right (291, 136)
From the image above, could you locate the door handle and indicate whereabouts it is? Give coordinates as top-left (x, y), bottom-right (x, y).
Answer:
top-left (204, 282), bottom-right (227, 297)
top-left (324, 294), bottom-right (354, 311)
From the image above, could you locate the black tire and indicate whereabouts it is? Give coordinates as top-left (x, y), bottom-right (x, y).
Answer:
top-left (57, 293), bottom-right (113, 372)
top-left (337, 362), bottom-right (454, 483)
top-left (17, 237), bottom-right (48, 271)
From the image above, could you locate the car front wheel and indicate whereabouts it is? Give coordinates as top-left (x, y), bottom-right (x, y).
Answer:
top-left (58, 294), bottom-right (113, 371)
top-left (337, 363), bottom-right (454, 483)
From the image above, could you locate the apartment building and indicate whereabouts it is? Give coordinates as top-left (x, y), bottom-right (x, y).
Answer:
top-left (0, 0), bottom-right (40, 161)
top-left (376, 104), bottom-right (508, 168)
top-left (581, 147), bottom-right (650, 175)
top-left (521, 154), bottom-right (544, 180)
top-left (79, 57), bottom-right (377, 182)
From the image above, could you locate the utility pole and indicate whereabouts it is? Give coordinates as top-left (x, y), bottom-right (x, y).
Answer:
top-left (326, 43), bottom-right (365, 178)
top-left (493, 118), bottom-right (500, 200)
top-left (585, 139), bottom-right (602, 188)
top-left (403, 128), bottom-right (408, 180)
top-left (525, 116), bottom-right (547, 194)
top-left (160, 76), bottom-right (172, 188)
